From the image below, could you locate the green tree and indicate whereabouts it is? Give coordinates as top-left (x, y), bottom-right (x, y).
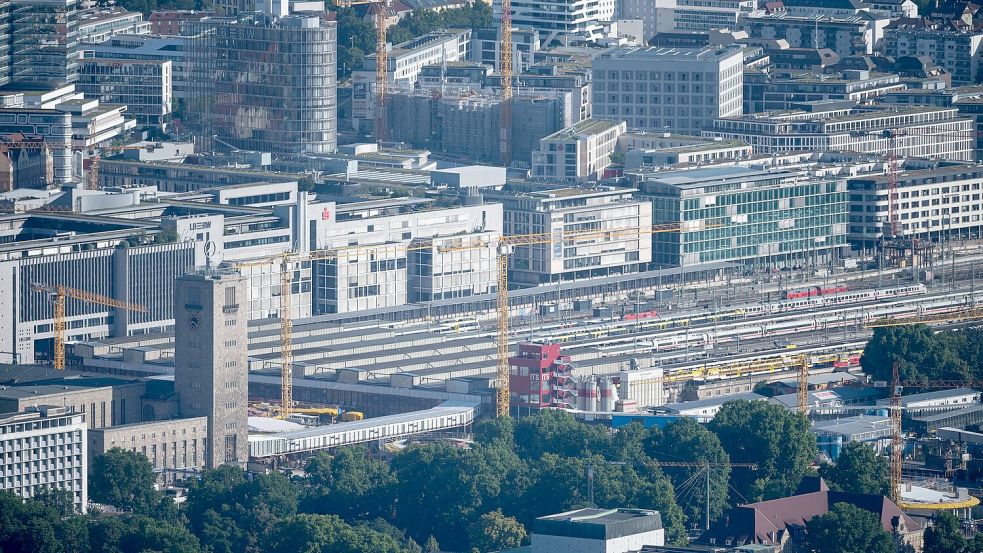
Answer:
top-left (473, 415), bottom-right (515, 450)
top-left (644, 418), bottom-right (731, 526)
top-left (818, 442), bottom-right (890, 496)
top-left (423, 536), bottom-right (440, 552)
top-left (861, 325), bottom-right (972, 384)
top-left (804, 502), bottom-right (895, 553)
top-left (0, 492), bottom-right (88, 553)
top-left (114, 516), bottom-right (202, 553)
top-left (708, 400), bottom-right (816, 501)
top-left (271, 514), bottom-right (406, 553)
top-left (89, 447), bottom-right (160, 512)
top-left (513, 409), bottom-right (611, 459)
top-left (924, 511), bottom-right (968, 553)
top-left (467, 510), bottom-right (526, 552)
top-left (302, 446), bottom-right (395, 520)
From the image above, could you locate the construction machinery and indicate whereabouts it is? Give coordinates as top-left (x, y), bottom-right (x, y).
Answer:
top-left (500, 0), bottom-right (513, 165)
top-left (337, 0), bottom-right (390, 141)
top-left (236, 222), bottom-right (699, 419)
top-left (797, 353), bottom-right (809, 414)
top-left (32, 284), bottom-right (147, 370)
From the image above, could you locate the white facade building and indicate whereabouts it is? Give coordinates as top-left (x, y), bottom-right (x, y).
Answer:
top-left (352, 30), bottom-right (471, 134)
top-left (0, 406), bottom-right (87, 512)
top-left (533, 118), bottom-right (627, 180)
top-left (532, 508), bottom-right (665, 553)
top-left (497, 0), bottom-right (616, 42)
top-left (705, 106), bottom-right (974, 161)
top-left (493, 186), bottom-right (652, 285)
top-left (592, 46), bottom-right (744, 135)
top-left (308, 198), bottom-right (503, 313)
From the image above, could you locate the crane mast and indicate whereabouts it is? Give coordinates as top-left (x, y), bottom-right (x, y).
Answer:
top-left (499, 0), bottom-right (512, 165)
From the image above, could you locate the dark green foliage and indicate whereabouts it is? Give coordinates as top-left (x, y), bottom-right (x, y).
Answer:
top-left (708, 400), bottom-right (817, 501)
top-left (467, 510), bottom-right (526, 553)
top-left (89, 448), bottom-right (160, 513)
top-left (387, 3), bottom-right (493, 44)
top-left (301, 445), bottom-right (395, 520)
top-left (0, 491), bottom-right (89, 553)
top-left (644, 417), bottom-right (731, 525)
top-left (818, 442), bottom-right (890, 496)
top-left (271, 514), bottom-right (407, 553)
top-left (924, 511), bottom-right (976, 553)
top-left (804, 502), bottom-right (896, 553)
top-left (513, 408), bottom-right (611, 459)
top-left (861, 325), bottom-right (983, 384)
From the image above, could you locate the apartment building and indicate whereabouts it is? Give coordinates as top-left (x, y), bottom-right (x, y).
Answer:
top-left (705, 106), bottom-right (974, 160)
top-left (743, 69), bottom-right (904, 113)
top-left (78, 8), bottom-right (150, 43)
top-left (532, 118), bottom-right (627, 180)
top-left (883, 20), bottom-right (983, 85)
top-left (0, 406), bottom-right (87, 512)
top-left (352, 30), bottom-right (470, 134)
top-left (622, 0), bottom-right (754, 38)
top-left (633, 165), bottom-right (849, 267)
top-left (592, 46), bottom-right (744, 134)
top-left (490, 186), bottom-right (652, 285)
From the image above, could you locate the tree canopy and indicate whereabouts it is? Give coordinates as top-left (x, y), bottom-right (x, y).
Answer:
top-left (861, 325), bottom-right (983, 384)
top-left (89, 448), bottom-right (160, 513)
top-left (818, 442), bottom-right (890, 496)
top-left (804, 502), bottom-right (896, 553)
top-left (708, 400), bottom-right (817, 502)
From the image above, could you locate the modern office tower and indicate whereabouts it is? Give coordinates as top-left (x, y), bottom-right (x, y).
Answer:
top-left (496, 0), bottom-right (615, 41)
top-left (592, 46), bottom-right (744, 135)
top-left (8, 0), bottom-right (80, 86)
top-left (532, 118), bottom-right (627, 181)
top-left (191, 10), bottom-right (337, 154)
top-left (0, 405), bottom-right (87, 512)
top-left (77, 58), bottom-right (172, 130)
top-left (173, 271), bottom-right (248, 469)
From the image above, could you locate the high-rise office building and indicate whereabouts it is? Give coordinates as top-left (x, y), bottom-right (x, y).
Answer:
top-left (173, 271), bottom-right (248, 469)
top-left (5, 0), bottom-right (80, 87)
top-left (190, 9), bottom-right (337, 154)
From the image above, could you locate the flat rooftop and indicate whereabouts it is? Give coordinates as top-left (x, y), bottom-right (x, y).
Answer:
top-left (544, 118), bottom-right (624, 141)
top-left (601, 45), bottom-right (743, 62)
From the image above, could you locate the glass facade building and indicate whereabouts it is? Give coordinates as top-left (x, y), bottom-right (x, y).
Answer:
top-left (8, 0), bottom-right (79, 86)
top-left (635, 166), bottom-right (848, 267)
top-left (191, 12), bottom-right (337, 154)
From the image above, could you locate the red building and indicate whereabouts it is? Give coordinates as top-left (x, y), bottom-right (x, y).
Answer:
top-left (509, 343), bottom-right (574, 409)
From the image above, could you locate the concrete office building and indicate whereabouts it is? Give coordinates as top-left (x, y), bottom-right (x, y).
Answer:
top-left (633, 165), bottom-right (849, 267)
top-left (311, 199), bottom-right (503, 313)
top-left (491, 186), bottom-right (652, 285)
top-left (620, 133), bottom-right (752, 169)
top-left (77, 58), bottom-right (172, 130)
top-left (0, 108), bottom-right (72, 184)
top-left (531, 508), bottom-right (665, 553)
top-left (77, 8), bottom-right (150, 43)
top-left (847, 165), bottom-right (983, 247)
top-left (173, 271), bottom-right (248, 469)
top-left (532, 118), bottom-right (627, 180)
top-left (517, 58), bottom-right (593, 123)
top-left (190, 10), bottom-right (337, 154)
top-left (0, 377), bottom-right (146, 429)
top-left (592, 46), bottom-right (744, 135)
top-left (352, 30), bottom-right (470, 134)
top-left (0, 406), bottom-right (87, 512)
top-left (883, 21), bottom-right (983, 85)
top-left (741, 13), bottom-right (886, 57)
top-left (82, 35), bottom-right (197, 106)
top-left (620, 0), bottom-right (754, 39)
top-left (705, 105), bottom-right (974, 161)
top-left (470, 27), bottom-right (540, 73)
top-left (0, 212), bottom-right (200, 364)
top-left (88, 416), bottom-right (208, 482)
top-left (743, 69), bottom-right (904, 113)
top-left (497, 0), bottom-right (615, 42)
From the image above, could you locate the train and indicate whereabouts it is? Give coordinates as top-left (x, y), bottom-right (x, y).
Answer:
top-left (786, 285), bottom-right (849, 300)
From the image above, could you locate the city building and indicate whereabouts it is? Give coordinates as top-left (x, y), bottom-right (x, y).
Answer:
top-left (311, 198), bottom-right (503, 313)
top-left (592, 46), bottom-right (744, 135)
top-left (0, 107), bottom-right (73, 184)
top-left (5, 0), bottom-right (81, 87)
top-left (81, 35), bottom-right (196, 105)
top-left (813, 415), bottom-right (893, 458)
top-left (847, 165), bottom-right (983, 248)
top-left (470, 26), bottom-right (540, 73)
top-left (352, 30), bottom-right (470, 134)
top-left (705, 105), bottom-right (974, 160)
top-left (620, 133), bottom-right (752, 169)
top-left (743, 69), bottom-right (904, 113)
top-left (190, 9), bottom-right (337, 155)
top-left (883, 19), bottom-right (983, 85)
top-left (0, 375), bottom-right (146, 428)
top-left (509, 342), bottom-right (575, 409)
top-left (532, 118), bottom-right (627, 180)
top-left (632, 165), bottom-right (849, 267)
top-left (173, 270), bottom-right (249, 469)
top-left (78, 8), bottom-right (150, 43)
top-left (491, 186), bottom-right (652, 285)
top-left (88, 415), bottom-right (208, 482)
top-left (498, 0), bottom-right (615, 42)
top-left (866, 0), bottom-right (918, 19)
top-left (77, 58), bottom-right (172, 130)
top-left (741, 13), bottom-right (886, 57)
top-left (661, 391), bottom-right (766, 422)
top-left (0, 406), bottom-right (87, 512)
top-left (531, 508), bottom-right (665, 553)
top-left (517, 56), bottom-right (594, 123)
top-left (713, 477), bottom-right (924, 551)
top-left (780, 0), bottom-right (868, 19)
top-left (148, 10), bottom-right (214, 35)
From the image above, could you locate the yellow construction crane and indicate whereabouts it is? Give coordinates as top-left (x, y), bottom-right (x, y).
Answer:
top-left (797, 353), bottom-right (809, 414)
top-left (500, 0), bottom-right (513, 164)
top-left (32, 284), bottom-right (147, 370)
top-left (337, 0), bottom-right (390, 141)
top-left (238, 222), bottom-right (699, 419)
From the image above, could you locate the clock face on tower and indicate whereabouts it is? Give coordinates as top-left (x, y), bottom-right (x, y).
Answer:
top-left (188, 314), bottom-right (201, 329)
